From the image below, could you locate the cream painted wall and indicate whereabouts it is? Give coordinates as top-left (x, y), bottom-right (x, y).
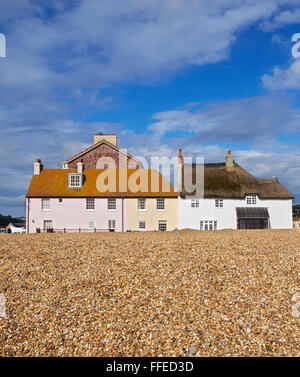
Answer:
top-left (126, 198), bottom-right (178, 231)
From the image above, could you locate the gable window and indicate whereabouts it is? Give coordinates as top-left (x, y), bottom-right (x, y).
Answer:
top-left (42, 198), bottom-right (50, 211)
top-left (68, 174), bottom-right (82, 188)
top-left (108, 220), bottom-right (116, 230)
top-left (191, 199), bottom-right (199, 208)
top-left (215, 199), bottom-right (223, 208)
top-left (86, 198), bottom-right (95, 211)
top-left (138, 198), bottom-right (146, 211)
top-left (158, 220), bottom-right (167, 231)
top-left (246, 194), bottom-right (257, 205)
top-left (108, 198), bottom-right (116, 210)
top-left (139, 221), bottom-right (146, 231)
top-left (200, 220), bottom-right (217, 231)
top-left (157, 198), bottom-right (165, 211)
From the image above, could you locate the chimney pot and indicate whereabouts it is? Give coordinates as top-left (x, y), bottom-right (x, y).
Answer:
top-left (34, 159), bottom-right (42, 175)
top-left (77, 161), bottom-right (84, 174)
top-left (226, 150), bottom-right (234, 169)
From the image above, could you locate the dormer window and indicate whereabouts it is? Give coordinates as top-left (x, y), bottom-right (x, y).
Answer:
top-left (246, 194), bottom-right (257, 205)
top-left (68, 173), bottom-right (83, 188)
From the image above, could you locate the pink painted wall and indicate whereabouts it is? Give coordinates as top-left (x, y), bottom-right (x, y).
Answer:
top-left (27, 197), bottom-right (126, 233)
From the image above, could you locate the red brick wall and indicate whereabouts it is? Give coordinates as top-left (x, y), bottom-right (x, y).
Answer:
top-left (68, 144), bottom-right (140, 169)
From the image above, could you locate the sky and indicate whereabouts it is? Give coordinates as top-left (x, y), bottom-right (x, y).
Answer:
top-left (1, 0), bottom-right (300, 216)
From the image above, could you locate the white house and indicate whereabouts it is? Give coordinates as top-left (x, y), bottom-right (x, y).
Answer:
top-left (178, 150), bottom-right (293, 230)
top-left (6, 222), bottom-right (26, 234)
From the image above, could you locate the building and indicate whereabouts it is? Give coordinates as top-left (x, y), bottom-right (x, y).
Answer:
top-left (26, 133), bottom-right (178, 233)
top-left (293, 219), bottom-right (300, 229)
top-left (178, 150), bottom-right (294, 230)
top-left (6, 222), bottom-right (26, 234)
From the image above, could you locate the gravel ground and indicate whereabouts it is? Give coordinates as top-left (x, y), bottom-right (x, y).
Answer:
top-left (0, 229), bottom-right (299, 357)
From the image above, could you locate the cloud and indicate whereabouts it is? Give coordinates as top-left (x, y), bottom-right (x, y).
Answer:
top-left (147, 95), bottom-right (300, 144)
top-left (263, 59), bottom-right (300, 90)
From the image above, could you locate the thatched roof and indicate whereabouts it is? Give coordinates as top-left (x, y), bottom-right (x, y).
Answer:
top-left (181, 162), bottom-right (294, 199)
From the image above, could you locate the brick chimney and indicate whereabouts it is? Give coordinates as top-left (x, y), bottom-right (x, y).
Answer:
top-left (94, 132), bottom-right (117, 146)
top-left (178, 149), bottom-right (183, 194)
top-left (34, 159), bottom-right (42, 175)
top-left (77, 159), bottom-right (84, 174)
top-left (226, 150), bottom-right (234, 169)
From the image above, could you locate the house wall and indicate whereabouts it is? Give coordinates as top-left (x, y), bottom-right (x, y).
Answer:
top-left (179, 197), bottom-right (293, 230)
top-left (27, 197), bottom-right (126, 233)
top-left (126, 198), bottom-right (178, 231)
top-left (68, 144), bottom-right (140, 170)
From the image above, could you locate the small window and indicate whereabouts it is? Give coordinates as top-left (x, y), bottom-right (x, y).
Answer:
top-left (246, 194), bottom-right (257, 205)
top-left (138, 198), bottom-right (146, 211)
top-left (200, 220), bottom-right (217, 231)
top-left (158, 220), bottom-right (167, 231)
top-left (108, 198), bottom-right (116, 210)
top-left (68, 174), bottom-right (82, 188)
top-left (44, 220), bottom-right (52, 230)
top-left (139, 221), bottom-right (146, 231)
top-left (215, 199), bottom-right (223, 208)
top-left (108, 220), bottom-right (116, 230)
top-left (157, 198), bottom-right (165, 211)
top-left (191, 199), bottom-right (199, 208)
top-left (86, 198), bottom-right (95, 210)
top-left (88, 220), bottom-right (96, 232)
top-left (58, 198), bottom-right (63, 204)
top-left (42, 198), bottom-right (50, 211)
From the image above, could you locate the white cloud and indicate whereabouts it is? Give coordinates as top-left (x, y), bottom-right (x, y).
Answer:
top-left (263, 59), bottom-right (300, 90)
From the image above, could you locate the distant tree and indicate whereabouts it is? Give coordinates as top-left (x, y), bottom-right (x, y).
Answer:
top-left (0, 214), bottom-right (23, 227)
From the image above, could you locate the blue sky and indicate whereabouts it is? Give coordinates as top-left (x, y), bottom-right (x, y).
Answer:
top-left (1, 0), bottom-right (300, 216)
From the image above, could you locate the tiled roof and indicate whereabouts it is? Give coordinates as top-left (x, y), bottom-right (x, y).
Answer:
top-left (26, 169), bottom-right (178, 197)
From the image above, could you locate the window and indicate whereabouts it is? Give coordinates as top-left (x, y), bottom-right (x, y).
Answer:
top-left (158, 220), bottom-right (167, 231)
top-left (138, 198), bottom-right (146, 211)
top-left (86, 198), bottom-right (95, 211)
top-left (44, 220), bottom-right (52, 230)
top-left (107, 198), bottom-right (116, 210)
top-left (42, 198), bottom-right (50, 211)
top-left (215, 199), bottom-right (223, 208)
top-left (139, 221), bottom-right (146, 231)
top-left (58, 198), bottom-right (63, 204)
top-left (191, 199), bottom-right (199, 208)
top-left (200, 220), bottom-right (217, 231)
top-left (108, 220), bottom-right (116, 230)
top-left (68, 174), bottom-right (82, 188)
top-left (88, 220), bottom-right (96, 232)
top-left (157, 198), bottom-right (165, 211)
top-left (246, 194), bottom-right (257, 205)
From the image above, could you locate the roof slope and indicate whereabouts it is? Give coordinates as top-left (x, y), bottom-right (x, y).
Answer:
top-left (182, 162), bottom-right (293, 199)
top-left (65, 139), bottom-right (141, 164)
top-left (26, 169), bottom-right (178, 197)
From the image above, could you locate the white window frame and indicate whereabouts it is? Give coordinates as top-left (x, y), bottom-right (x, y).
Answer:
top-left (200, 220), bottom-right (217, 231)
top-left (157, 198), bottom-right (165, 211)
top-left (86, 198), bottom-right (95, 211)
top-left (88, 220), bottom-right (96, 232)
top-left (158, 220), bottom-right (167, 231)
top-left (191, 199), bottom-right (199, 208)
top-left (41, 198), bottom-right (50, 211)
top-left (107, 198), bottom-right (117, 211)
top-left (138, 221), bottom-right (146, 231)
top-left (246, 194), bottom-right (257, 205)
top-left (108, 219), bottom-right (116, 230)
top-left (215, 199), bottom-right (223, 208)
top-left (44, 220), bottom-right (52, 230)
top-left (138, 198), bottom-right (146, 211)
top-left (68, 173), bottom-right (82, 188)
